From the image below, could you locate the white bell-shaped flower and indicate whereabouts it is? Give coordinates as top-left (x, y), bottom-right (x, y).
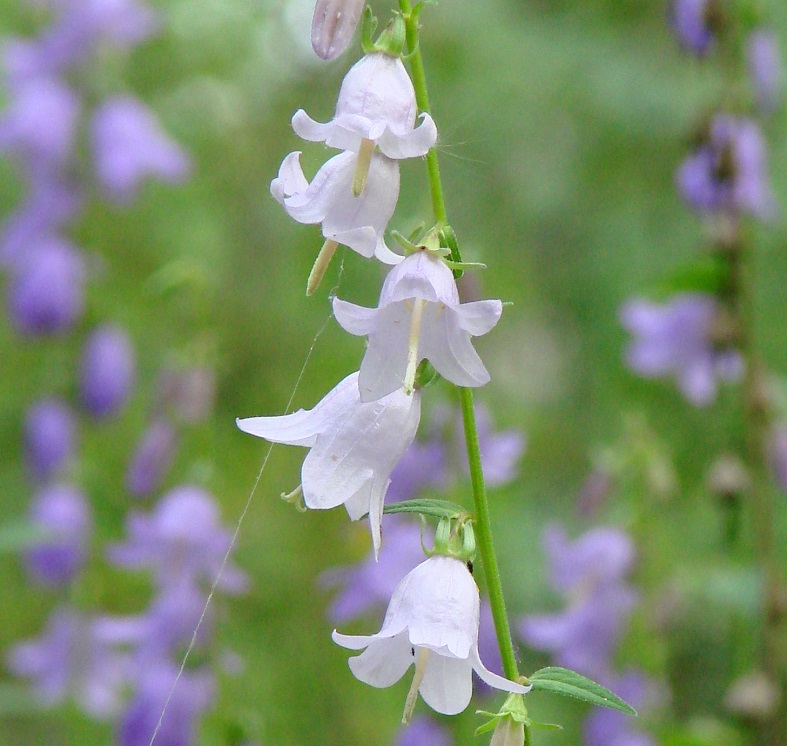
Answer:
top-left (292, 52), bottom-right (437, 159)
top-left (333, 250), bottom-right (503, 402)
top-left (236, 372), bottom-right (421, 557)
top-left (271, 149), bottom-right (402, 266)
top-left (333, 555), bottom-right (530, 718)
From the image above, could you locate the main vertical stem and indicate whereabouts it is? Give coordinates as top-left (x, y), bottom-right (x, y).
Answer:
top-left (397, 0), bottom-right (520, 684)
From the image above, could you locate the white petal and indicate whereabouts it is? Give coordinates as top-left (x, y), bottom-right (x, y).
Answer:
top-left (270, 151), bottom-right (308, 204)
top-left (366, 474), bottom-right (389, 560)
top-left (291, 109), bottom-right (333, 143)
top-left (344, 633), bottom-right (414, 688)
top-left (328, 227), bottom-right (379, 258)
top-left (281, 151), bottom-right (356, 225)
top-left (332, 298), bottom-right (379, 336)
top-left (378, 114), bottom-right (438, 159)
top-left (357, 303), bottom-right (412, 402)
top-left (420, 305), bottom-right (491, 388)
top-left (456, 299), bottom-right (503, 336)
top-left (417, 653), bottom-right (473, 715)
top-left (380, 251), bottom-right (458, 306)
top-left (373, 237), bottom-right (405, 265)
top-left (469, 647), bottom-right (531, 695)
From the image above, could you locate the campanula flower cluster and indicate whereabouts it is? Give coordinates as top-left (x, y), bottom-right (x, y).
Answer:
top-left (237, 22), bottom-right (529, 722)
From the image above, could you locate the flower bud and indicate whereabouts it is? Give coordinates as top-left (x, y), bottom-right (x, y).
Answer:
top-left (490, 716), bottom-right (525, 746)
top-left (310, 0), bottom-right (364, 61)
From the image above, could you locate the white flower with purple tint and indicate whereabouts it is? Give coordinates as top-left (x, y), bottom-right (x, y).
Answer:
top-left (311, 0), bottom-right (365, 61)
top-left (292, 52), bottom-right (437, 159)
top-left (620, 293), bottom-right (743, 406)
top-left (25, 483), bottom-right (92, 587)
top-left (271, 149), bottom-right (402, 264)
top-left (24, 398), bottom-right (77, 482)
top-left (333, 555), bottom-right (529, 718)
top-left (237, 371), bottom-right (421, 557)
top-left (91, 96), bottom-right (191, 203)
top-left (677, 114), bottom-right (775, 219)
top-left (6, 607), bottom-right (130, 718)
top-left (747, 30), bottom-right (782, 113)
top-left (334, 250), bottom-right (503, 401)
top-left (669, 0), bottom-right (717, 56)
top-left (108, 484), bottom-right (248, 592)
top-left (6, 236), bottom-right (85, 336)
top-left (79, 324), bottom-right (136, 418)
top-left (519, 525), bottom-right (638, 680)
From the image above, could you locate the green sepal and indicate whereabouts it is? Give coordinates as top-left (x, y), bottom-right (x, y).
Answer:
top-left (655, 254), bottom-right (731, 298)
top-left (370, 14), bottom-right (406, 57)
top-left (383, 498), bottom-right (466, 520)
top-left (0, 521), bottom-right (54, 554)
top-left (527, 667), bottom-right (637, 715)
top-left (414, 360), bottom-right (440, 389)
top-left (360, 7), bottom-right (378, 54)
top-left (438, 225), bottom-right (463, 278)
top-left (475, 692), bottom-right (534, 735)
top-left (528, 720), bottom-right (563, 731)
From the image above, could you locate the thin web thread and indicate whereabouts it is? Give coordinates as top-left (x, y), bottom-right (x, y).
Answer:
top-left (148, 255), bottom-right (346, 745)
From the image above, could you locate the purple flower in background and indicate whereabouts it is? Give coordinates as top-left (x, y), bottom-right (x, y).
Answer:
top-left (6, 236), bottom-right (85, 335)
top-left (677, 114), bottom-right (775, 219)
top-left (459, 404), bottom-right (525, 486)
top-left (24, 398), bottom-right (77, 482)
top-left (0, 76), bottom-right (80, 167)
top-left (79, 324), bottom-right (136, 418)
top-left (157, 366), bottom-right (215, 424)
top-left (620, 293), bottom-right (742, 406)
top-left (769, 424), bottom-right (787, 491)
top-left (669, 0), bottom-right (717, 56)
top-left (91, 96), bottom-right (191, 203)
top-left (25, 483), bottom-right (91, 586)
top-left (117, 661), bottom-right (213, 746)
top-left (109, 484), bottom-right (248, 592)
top-left (583, 671), bottom-right (661, 746)
top-left (394, 715), bottom-right (452, 746)
top-left (321, 517), bottom-right (426, 623)
top-left (519, 525), bottom-right (638, 680)
top-left (475, 601), bottom-right (504, 692)
top-left (125, 418), bottom-right (179, 497)
top-left (6, 607), bottom-right (130, 718)
top-left (747, 30), bottom-right (782, 113)
top-left (386, 439), bottom-right (446, 504)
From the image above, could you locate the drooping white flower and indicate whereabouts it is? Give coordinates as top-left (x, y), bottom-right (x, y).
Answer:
top-left (332, 555), bottom-right (529, 718)
top-left (236, 372), bottom-right (421, 557)
top-left (292, 52), bottom-right (437, 160)
top-left (271, 149), bottom-right (402, 266)
top-left (333, 250), bottom-right (503, 401)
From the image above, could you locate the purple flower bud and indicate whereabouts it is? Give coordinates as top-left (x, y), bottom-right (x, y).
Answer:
top-left (6, 237), bottom-right (85, 336)
top-left (108, 484), bottom-right (248, 592)
top-left (747, 30), bottom-right (782, 113)
top-left (311, 0), bottom-right (365, 61)
top-left (6, 607), bottom-right (129, 717)
top-left (669, 0), bottom-right (717, 56)
top-left (769, 424), bottom-right (787, 491)
top-left (0, 76), bottom-right (80, 167)
top-left (394, 715), bottom-right (452, 746)
top-left (117, 661), bottom-right (213, 746)
top-left (677, 115), bottom-right (775, 219)
top-left (79, 325), bottom-right (136, 418)
top-left (620, 293), bottom-right (743, 407)
top-left (25, 483), bottom-right (92, 587)
top-left (91, 96), bottom-right (191, 203)
top-left (125, 418), bottom-right (179, 497)
top-left (24, 397), bottom-right (77, 482)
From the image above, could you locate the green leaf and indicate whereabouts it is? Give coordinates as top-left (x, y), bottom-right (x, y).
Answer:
top-left (383, 498), bottom-right (467, 519)
top-left (527, 667), bottom-right (637, 715)
top-left (0, 521), bottom-right (53, 554)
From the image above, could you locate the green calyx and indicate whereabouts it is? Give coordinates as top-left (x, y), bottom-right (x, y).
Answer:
top-left (361, 9), bottom-right (406, 57)
top-left (476, 692), bottom-right (562, 741)
top-left (391, 227), bottom-right (486, 273)
top-left (429, 514), bottom-right (476, 562)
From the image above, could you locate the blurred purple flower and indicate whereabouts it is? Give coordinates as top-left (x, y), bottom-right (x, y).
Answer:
top-left (747, 30), bottom-right (782, 113)
top-left (24, 398), bottom-right (77, 482)
top-left (6, 607), bottom-right (130, 718)
top-left (677, 115), bottom-right (775, 219)
top-left (460, 404), bottom-right (525, 486)
top-left (117, 661), bottom-right (213, 746)
top-left (79, 324), bottom-right (136, 418)
top-left (91, 96), bottom-right (191, 203)
top-left (157, 366), bottom-right (215, 424)
top-left (475, 600), bottom-right (504, 694)
top-left (320, 517), bottom-right (426, 623)
top-left (6, 236), bottom-right (85, 336)
top-left (519, 525), bottom-right (638, 680)
top-left (583, 671), bottom-right (661, 746)
top-left (26, 483), bottom-right (91, 587)
top-left (386, 440), bottom-right (446, 504)
top-left (394, 715), bottom-right (452, 746)
top-left (769, 424), bottom-right (787, 491)
top-left (125, 418), bottom-right (179, 497)
top-left (108, 484), bottom-right (248, 592)
top-left (0, 76), bottom-right (80, 167)
top-left (669, 0), bottom-right (717, 56)
top-left (620, 293), bottom-right (742, 406)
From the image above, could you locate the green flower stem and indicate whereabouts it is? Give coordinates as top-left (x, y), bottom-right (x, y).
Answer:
top-left (396, 0), bottom-right (521, 687)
